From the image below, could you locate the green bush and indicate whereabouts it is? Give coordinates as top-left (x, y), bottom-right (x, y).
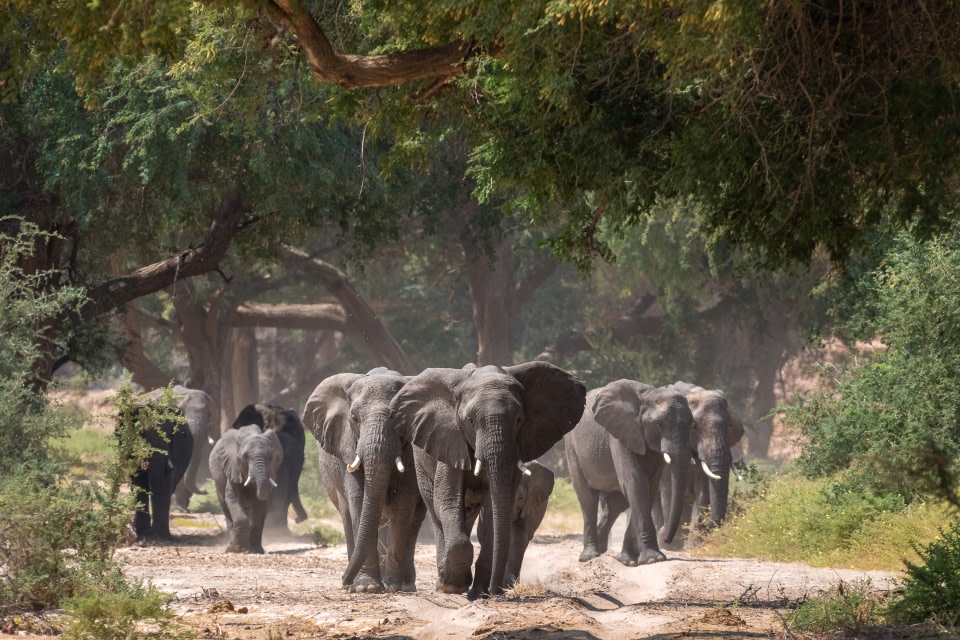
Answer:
top-left (789, 579), bottom-right (885, 633)
top-left (886, 520), bottom-right (960, 627)
top-left (62, 583), bottom-right (190, 640)
top-left (0, 472), bottom-right (132, 610)
top-left (698, 472), bottom-right (947, 570)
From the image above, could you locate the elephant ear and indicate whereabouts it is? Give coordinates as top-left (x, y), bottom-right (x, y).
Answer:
top-left (302, 373), bottom-right (363, 464)
top-left (219, 430), bottom-right (246, 485)
top-left (590, 379), bottom-right (656, 455)
top-left (389, 368), bottom-right (472, 470)
top-left (232, 404), bottom-right (265, 430)
top-left (504, 362), bottom-right (587, 461)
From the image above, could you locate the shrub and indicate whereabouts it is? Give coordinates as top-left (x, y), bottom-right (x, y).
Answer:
top-left (789, 579), bottom-right (886, 633)
top-left (886, 520), bottom-right (960, 627)
top-left (62, 583), bottom-right (190, 640)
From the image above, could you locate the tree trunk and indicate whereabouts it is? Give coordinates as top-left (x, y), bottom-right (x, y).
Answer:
top-left (122, 305), bottom-right (173, 390)
top-left (280, 246), bottom-right (416, 374)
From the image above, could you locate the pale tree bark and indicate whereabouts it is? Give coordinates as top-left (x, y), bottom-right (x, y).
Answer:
top-left (225, 326), bottom-right (260, 422)
top-left (122, 305), bottom-right (174, 391)
top-left (280, 246), bottom-right (416, 375)
top-left (461, 201), bottom-right (514, 367)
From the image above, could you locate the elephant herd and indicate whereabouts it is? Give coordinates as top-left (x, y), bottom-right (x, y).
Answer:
top-left (123, 364), bottom-right (742, 600)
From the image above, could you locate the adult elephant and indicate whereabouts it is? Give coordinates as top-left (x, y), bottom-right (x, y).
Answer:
top-left (655, 381), bottom-right (745, 546)
top-left (231, 403), bottom-right (308, 534)
top-left (209, 424), bottom-right (283, 553)
top-left (473, 460), bottom-right (554, 591)
top-left (121, 401), bottom-right (194, 542)
top-left (145, 385), bottom-right (215, 511)
top-left (564, 380), bottom-right (692, 566)
top-left (390, 362), bottom-right (585, 599)
top-left (302, 367), bottom-right (426, 593)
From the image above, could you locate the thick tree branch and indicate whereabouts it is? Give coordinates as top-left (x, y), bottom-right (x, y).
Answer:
top-left (263, 0), bottom-right (477, 88)
top-left (84, 193), bottom-right (250, 318)
top-left (280, 245), bottom-right (416, 375)
top-left (232, 302), bottom-right (347, 331)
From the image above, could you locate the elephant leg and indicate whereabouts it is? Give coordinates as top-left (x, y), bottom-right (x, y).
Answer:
top-left (612, 447), bottom-right (665, 566)
top-left (431, 463), bottom-right (472, 594)
top-left (597, 491), bottom-right (628, 554)
top-left (131, 469), bottom-right (152, 540)
top-left (147, 463), bottom-right (174, 540)
top-left (224, 485), bottom-right (250, 553)
top-left (472, 500), bottom-right (494, 597)
top-left (566, 443), bottom-right (603, 562)
top-left (383, 468), bottom-right (426, 592)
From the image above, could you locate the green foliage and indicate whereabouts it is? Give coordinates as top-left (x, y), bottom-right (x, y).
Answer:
top-left (700, 473), bottom-right (947, 571)
top-left (62, 583), bottom-right (189, 640)
top-left (789, 579), bottom-right (886, 634)
top-left (310, 525), bottom-right (344, 548)
top-left (784, 229), bottom-right (960, 500)
top-left (547, 477), bottom-right (579, 514)
top-left (111, 385), bottom-right (185, 494)
top-left (0, 472), bottom-right (132, 611)
top-left (886, 521), bottom-right (960, 627)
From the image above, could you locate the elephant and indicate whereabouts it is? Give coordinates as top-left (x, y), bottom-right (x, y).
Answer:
top-left (389, 361), bottom-right (586, 599)
top-left (231, 403), bottom-right (308, 535)
top-left (302, 367), bottom-right (426, 593)
top-left (473, 460), bottom-right (554, 591)
top-left (121, 400), bottom-right (194, 542)
top-left (653, 381), bottom-right (745, 547)
top-left (564, 380), bottom-right (692, 566)
top-left (209, 423), bottom-right (283, 553)
top-left (145, 385), bottom-right (215, 511)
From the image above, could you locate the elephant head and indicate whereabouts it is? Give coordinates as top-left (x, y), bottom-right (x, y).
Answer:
top-left (590, 380), bottom-right (692, 544)
top-left (390, 361), bottom-right (585, 597)
top-left (221, 424), bottom-right (283, 502)
top-left (302, 367), bottom-right (409, 589)
top-left (671, 381), bottom-right (744, 528)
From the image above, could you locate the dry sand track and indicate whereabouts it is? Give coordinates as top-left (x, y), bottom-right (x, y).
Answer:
top-left (111, 514), bottom-right (896, 639)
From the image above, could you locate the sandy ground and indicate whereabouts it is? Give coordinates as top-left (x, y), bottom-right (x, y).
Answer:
top-left (109, 513), bottom-right (898, 640)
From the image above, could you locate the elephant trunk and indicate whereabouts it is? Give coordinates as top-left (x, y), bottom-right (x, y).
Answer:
top-left (661, 441), bottom-right (690, 544)
top-left (481, 430), bottom-right (516, 597)
top-left (251, 460), bottom-right (273, 502)
top-left (342, 419), bottom-right (397, 587)
top-left (704, 451), bottom-right (731, 527)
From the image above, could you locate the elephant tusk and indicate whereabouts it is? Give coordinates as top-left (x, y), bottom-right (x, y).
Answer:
top-left (517, 461), bottom-right (532, 476)
top-left (663, 452), bottom-right (672, 465)
top-left (701, 460), bottom-right (722, 480)
top-left (208, 436), bottom-right (215, 445)
top-left (244, 475), bottom-right (253, 487)
top-left (269, 478), bottom-right (278, 488)
top-left (690, 457), bottom-right (697, 465)
top-left (347, 455), bottom-right (362, 473)
top-left (474, 459), bottom-right (483, 476)
top-left (395, 456), bottom-right (405, 473)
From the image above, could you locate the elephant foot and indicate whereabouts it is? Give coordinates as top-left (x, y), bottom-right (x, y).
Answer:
top-left (578, 546), bottom-right (602, 563)
top-left (467, 586), bottom-right (489, 601)
top-left (249, 544), bottom-right (266, 554)
top-left (384, 577), bottom-right (417, 593)
top-left (437, 582), bottom-right (469, 595)
top-left (616, 552), bottom-right (639, 567)
top-left (635, 549), bottom-right (667, 565)
top-left (224, 544), bottom-right (247, 553)
top-left (348, 577), bottom-right (385, 594)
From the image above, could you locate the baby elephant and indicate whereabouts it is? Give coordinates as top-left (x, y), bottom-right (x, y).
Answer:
top-left (209, 424), bottom-right (283, 553)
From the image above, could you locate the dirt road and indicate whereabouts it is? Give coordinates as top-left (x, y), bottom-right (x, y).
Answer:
top-left (115, 514), bottom-right (895, 639)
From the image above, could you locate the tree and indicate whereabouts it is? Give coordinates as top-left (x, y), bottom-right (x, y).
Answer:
top-left (9, 1), bottom-right (960, 269)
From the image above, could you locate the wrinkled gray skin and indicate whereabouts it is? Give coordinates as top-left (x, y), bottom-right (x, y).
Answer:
top-left (473, 460), bottom-right (554, 590)
top-left (124, 404), bottom-right (194, 541)
top-left (231, 404), bottom-right (308, 535)
top-left (209, 424), bottom-right (283, 553)
top-left (390, 362), bottom-right (585, 600)
top-left (146, 385), bottom-right (215, 511)
top-left (652, 382), bottom-right (744, 548)
top-left (303, 367), bottom-right (426, 593)
top-left (564, 380), bottom-right (692, 566)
